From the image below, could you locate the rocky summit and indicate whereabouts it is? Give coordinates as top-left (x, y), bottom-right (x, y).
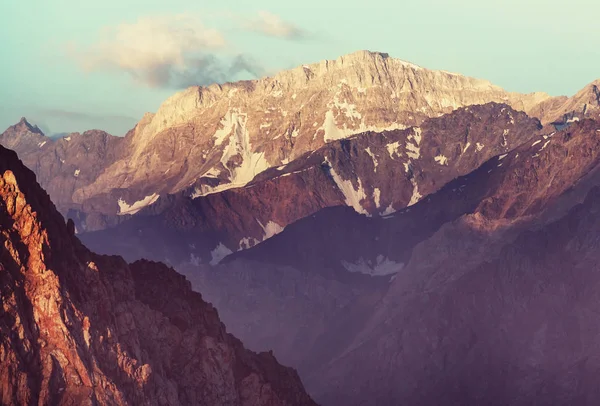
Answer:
top-left (0, 144), bottom-right (316, 406)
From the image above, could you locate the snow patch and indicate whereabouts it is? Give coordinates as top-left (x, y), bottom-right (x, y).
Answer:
top-left (203, 167), bottom-right (221, 178)
top-left (502, 130), bottom-right (508, 147)
top-left (405, 127), bottom-right (422, 160)
top-left (316, 94), bottom-right (407, 142)
top-left (189, 253), bottom-right (201, 266)
top-left (341, 255), bottom-right (404, 276)
top-left (386, 142), bottom-right (401, 158)
top-left (476, 143), bottom-right (485, 152)
top-left (38, 141), bottom-right (47, 147)
top-left (381, 203), bottom-right (395, 216)
top-left (257, 220), bottom-right (285, 241)
top-left (434, 155), bottom-right (448, 165)
top-left (210, 243), bottom-right (233, 265)
top-left (373, 188), bottom-right (381, 208)
top-left (498, 154), bottom-right (508, 160)
top-left (408, 179), bottom-right (422, 206)
top-left (118, 193), bottom-right (159, 216)
top-left (532, 140), bottom-right (542, 147)
top-left (74, 169), bottom-right (80, 177)
top-left (195, 111), bottom-right (270, 197)
top-left (326, 159), bottom-right (368, 215)
top-left (365, 147), bottom-right (379, 171)
top-left (238, 237), bottom-right (260, 250)
top-left (462, 142), bottom-right (471, 153)
top-left (213, 110), bottom-right (239, 146)
top-left (540, 140), bottom-right (551, 151)
top-left (64, 136), bottom-right (71, 142)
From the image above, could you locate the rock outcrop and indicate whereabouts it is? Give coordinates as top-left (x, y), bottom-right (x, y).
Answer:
top-left (0, 144), bottom-right (316, 406)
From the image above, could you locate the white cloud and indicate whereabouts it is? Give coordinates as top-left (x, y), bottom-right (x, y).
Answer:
top-left (245, 11), bottom-right (307, 40)
top-left (76, 15), bottom-right (263, 88)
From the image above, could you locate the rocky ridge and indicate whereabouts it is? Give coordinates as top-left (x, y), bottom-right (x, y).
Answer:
top-left (0, 144), bottom-right (316, 406)
top-left (80, 103), bottom-right (542, 266)
top-left (0, 50), bottom-right (562, 229)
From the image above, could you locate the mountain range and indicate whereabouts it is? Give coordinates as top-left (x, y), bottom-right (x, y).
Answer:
top-left (3, 50), bottom-right (600, 405)
top-left (3, 51), bottom-right (599, 266)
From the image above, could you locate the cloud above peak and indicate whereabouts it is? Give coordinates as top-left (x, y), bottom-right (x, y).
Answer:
top-left (244, 11), bottom-right (307, 40)
top-left (75, 15), bottom-right (264, 89)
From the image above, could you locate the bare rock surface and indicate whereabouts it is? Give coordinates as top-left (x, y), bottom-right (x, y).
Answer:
top-left (0, 144), bottom-right (317, 406)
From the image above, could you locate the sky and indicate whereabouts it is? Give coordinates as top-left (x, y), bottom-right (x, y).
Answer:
top-left (1, 0), bottom-right (599, 136)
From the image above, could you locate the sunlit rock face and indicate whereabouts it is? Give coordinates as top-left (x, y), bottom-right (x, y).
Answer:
top-left (0, 144), bottom-right (317, 406)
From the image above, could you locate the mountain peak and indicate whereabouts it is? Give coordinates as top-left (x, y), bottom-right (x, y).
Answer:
top-left (14, 116), bottom-right (45, 136)
top-left (341, 49), bottom-right (390, 60)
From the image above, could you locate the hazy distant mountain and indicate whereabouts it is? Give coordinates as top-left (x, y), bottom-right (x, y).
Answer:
top-left (187, 118), bottom-right (600, 405)
top-left (310, 119), bottom-right (600, 406)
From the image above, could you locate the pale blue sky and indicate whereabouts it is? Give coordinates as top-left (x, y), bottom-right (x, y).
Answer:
top-left (1, 0), bottom-right (599, 135)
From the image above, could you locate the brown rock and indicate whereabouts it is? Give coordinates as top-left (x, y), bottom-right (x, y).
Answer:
top-left (0, 145), bottom-right (317, 406)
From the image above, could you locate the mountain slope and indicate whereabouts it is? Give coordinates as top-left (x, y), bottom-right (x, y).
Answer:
top-left (80, 103), bottom-right (542, 266)
top-left (313, 184), bottom-right (600, 406)
top-left (75, 50), bottom-right (551, 211)
top-left (183, 118), bottom-right (600, 405)
top-left (0, 144), bottom-right (316, 406)
top-left (2, 51), bottom-right (558, 231)
top-left (229, 118), bottom-right (600, 273)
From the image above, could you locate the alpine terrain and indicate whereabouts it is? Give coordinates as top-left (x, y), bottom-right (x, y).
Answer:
top-left (3, 48), bottom-right (600, 406)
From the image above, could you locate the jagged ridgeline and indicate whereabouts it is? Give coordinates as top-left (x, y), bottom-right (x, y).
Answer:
top-left (0, 144), bottom-right (317, 405)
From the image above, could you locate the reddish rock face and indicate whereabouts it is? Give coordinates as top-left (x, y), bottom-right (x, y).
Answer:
top-left (0, 145), bottom-right (316, 406)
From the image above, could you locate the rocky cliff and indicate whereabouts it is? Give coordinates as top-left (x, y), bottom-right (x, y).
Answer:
top-left (0, 144), bottom-right (316, 406)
